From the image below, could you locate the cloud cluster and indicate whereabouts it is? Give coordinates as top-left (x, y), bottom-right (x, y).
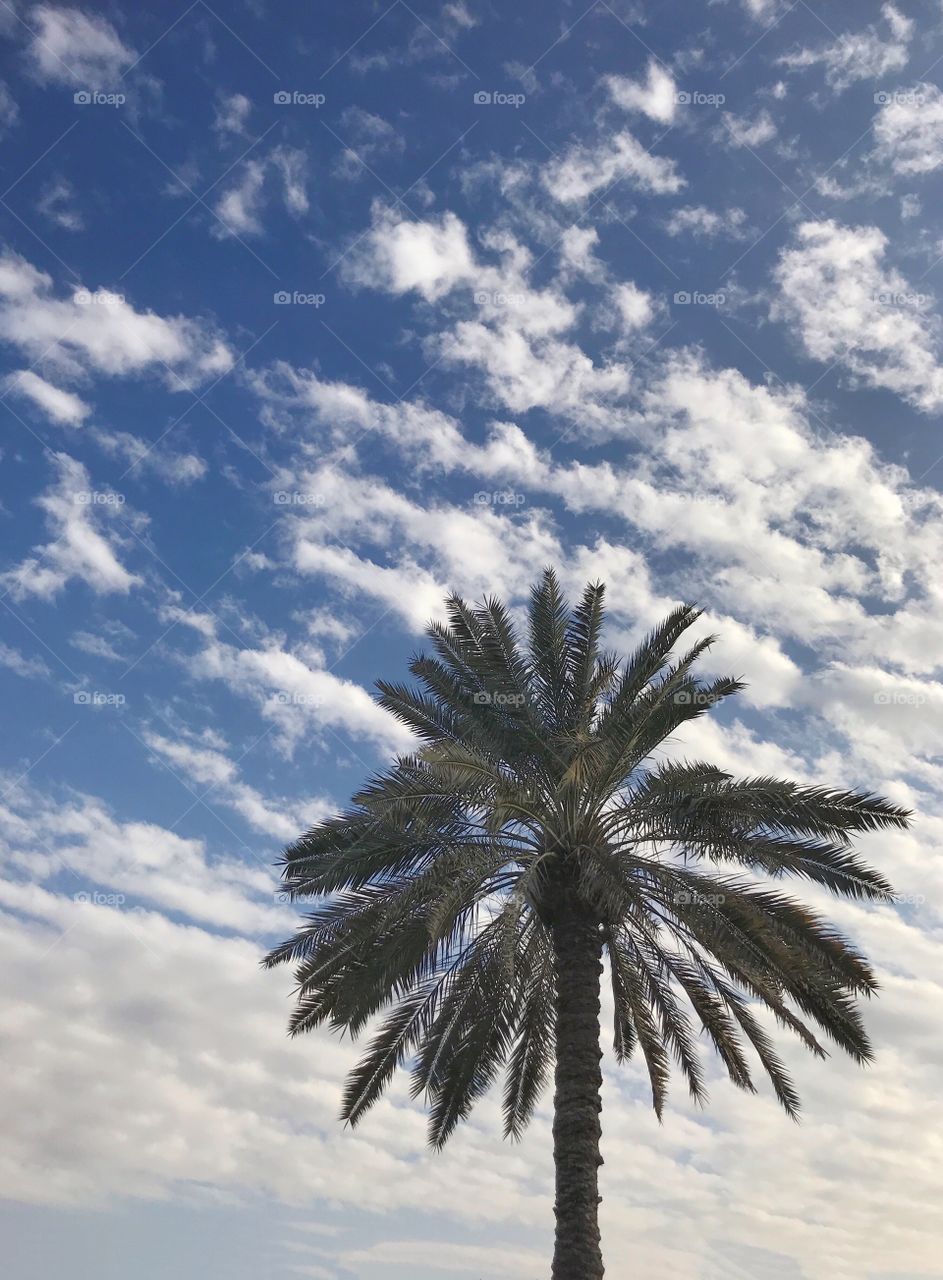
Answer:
top-left (778, 4), bottom-right (913, 92)
top-left (0, 250), bottom-right (233, 396)
top-left (26, 4), bottom-right (136, 89)
top-left (1, 452), bottom-right (139, 600)
top-left (773, 219), bottom-right (943, 411)
top-left (4, 6), bottom-right (943, 1278)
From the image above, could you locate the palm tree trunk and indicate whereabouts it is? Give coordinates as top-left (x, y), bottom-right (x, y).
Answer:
top-left (551, 902), bottom-right (605, 1279)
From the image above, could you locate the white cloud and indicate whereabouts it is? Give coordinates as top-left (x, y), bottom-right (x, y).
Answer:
top-left (334, 107), bottom-right (404, 180)
top-left (722, 108), bottom-right (777, 148)
top-left (664, 205), bottom-right (749, 239)
top-left (558, 225), bottom-right (606, 280)
top-left (773, 219), bottom-right (943, 412)
top-left (900, 193), bottom-right (921, 220)
top-left (250, 360), bottom-right (469, 469)
top-left (342, 207), bottom-right (476, 300)
top-left (544, 130), bottom-right (685, 203)
top-left (215, 161), bottom-right (267, 236)
top-left (36, 177), bottom-right (83, 231)
top-left (213, 146), bottom-right (309, 238)
top-left (0, 642), bottom-right (50, 679)
top-left (778, 4), bottom-right (913, 92)
top-left (213, 91), bottom-right (251, 135)
top-left (27, 4), bottom-right (136, 88)
top-left (605, 59), bottom-right (678, 124)
top-left (185, 635), bottom-right (414, 758)
top-left (436, 320), bottom-right (631, 421)
top-left (70, 628), bottom-right (128, 663)
top-left (88, 427), bottom-right (207, 483)
top-left (1, 453), bottom-right (139, 600)
top-left (252, 345), bottom-right (943, 696)
top-left (141, 731), bottom-right (333, 841)
top-left (341, 207), bottom-right (577, 338)
top-left (337, 208), bottom-right (633, 426)
top-left (612, 281), bottom-right (655, 331)
top-left (4, 369), bottom-right (90, 425)
top-left (1, 779), bottom-right (941, 1279)
top-left (0, 874), bottom-right (554, 1228)
top-left (0, 80), bottom-right (18, 135)
top-left (874, 82), bottom-right (943, 176)
top-left (341, 1240), bottom-right (545, 1276)
top-left (277, 464), bottom-right (561, 632)
top-left (271, 146), bottom-right (308, 215)
top-left (740, 0), bottom-right (784, 16)
top-left (0, 781), bottom-right (287, 935)
top-left (0, 249), bottom-right (233, 388)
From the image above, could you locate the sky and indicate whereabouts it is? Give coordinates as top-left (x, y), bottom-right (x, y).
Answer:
top-left (1, 0), bottom-right (943, 1277)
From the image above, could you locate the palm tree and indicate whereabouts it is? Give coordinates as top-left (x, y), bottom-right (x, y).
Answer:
top-left (266, 570), bottom-right (909, 1279)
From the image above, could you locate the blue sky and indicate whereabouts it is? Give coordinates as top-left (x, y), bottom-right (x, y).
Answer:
top-left (2, 1), bottom-right (943, 1277)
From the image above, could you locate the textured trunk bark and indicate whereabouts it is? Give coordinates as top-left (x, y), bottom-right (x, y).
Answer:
top-left (551, 902), bottom-right (605, 1280)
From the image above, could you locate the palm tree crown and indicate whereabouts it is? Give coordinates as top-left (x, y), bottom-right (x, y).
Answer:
top-left (267, 571), bottom-right (908, 1153)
